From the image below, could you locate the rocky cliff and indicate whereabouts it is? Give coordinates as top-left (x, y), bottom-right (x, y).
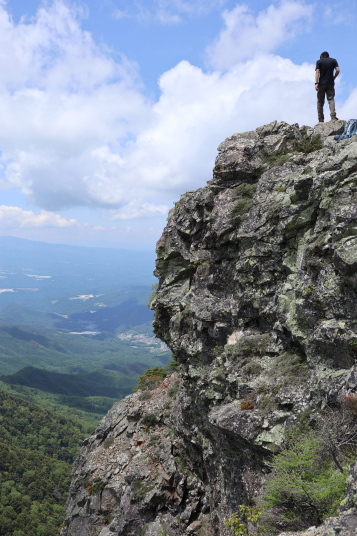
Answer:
top-left (61, 120), bottom-right (357, 536)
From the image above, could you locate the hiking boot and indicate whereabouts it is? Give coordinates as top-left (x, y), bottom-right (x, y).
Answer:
top-left (331, 117), bottom-right (339, 121)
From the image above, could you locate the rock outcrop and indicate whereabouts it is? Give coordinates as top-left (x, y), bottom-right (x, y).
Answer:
top-left (62, 120), bottom-right (357, 536)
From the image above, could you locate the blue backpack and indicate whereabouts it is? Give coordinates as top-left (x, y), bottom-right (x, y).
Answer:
top-left (334, 119), bottom-right (357, 141)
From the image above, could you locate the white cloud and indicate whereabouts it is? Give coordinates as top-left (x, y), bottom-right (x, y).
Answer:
top-left (322, 2), bottom-right (356, 26)
top-left (112, 9), bottom-right (127, 20)
top-left (111, 0), bottom-right (224, 23)
top-left (0, 205), bottom-right (77, 228)
top-left (0, 1), bottom-right (119, 91)
top-left (117, 56), bottom-right (314, 200)
top-left (207, 1), bottom-right (313, 69)
top-left (0, 1), bottom-right (318, 225)
top-left (110, 201), bottom-right (170, 220)
top-left (338, 87), bottom-right (357, 118)
top-left (0, 1), bottom-right (150, 210)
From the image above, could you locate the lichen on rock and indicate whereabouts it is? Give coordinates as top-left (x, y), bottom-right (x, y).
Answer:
top-left (62, 120), bottom-right (357, 536)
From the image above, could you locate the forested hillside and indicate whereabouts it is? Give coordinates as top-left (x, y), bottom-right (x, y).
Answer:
top-left (0, 237), bottom-right (168, 535)
top-left (0, 324), bottom-right (170, 423)
top-left (0, 392), bottom-right (90, 535)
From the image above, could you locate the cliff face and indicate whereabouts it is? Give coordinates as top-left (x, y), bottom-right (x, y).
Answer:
top-left (62, 120), bottom-right (357, 536)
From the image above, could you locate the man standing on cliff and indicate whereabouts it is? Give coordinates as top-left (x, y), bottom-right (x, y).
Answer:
top-left (315, 51), bottom-right (340, 122)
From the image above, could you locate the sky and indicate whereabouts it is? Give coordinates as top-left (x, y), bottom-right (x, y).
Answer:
top-left (0, 0), bottom-right (356, 250)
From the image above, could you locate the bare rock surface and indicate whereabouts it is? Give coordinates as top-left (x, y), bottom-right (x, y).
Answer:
top-left (62, 121), bottom-right (357, 535)
top-left (312, 119), bottom-right (345, 139)
top-left (61, 375), bottom-right (212, 536)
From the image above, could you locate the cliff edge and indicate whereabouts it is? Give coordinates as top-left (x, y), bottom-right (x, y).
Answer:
top-left (61, 120), bottom-right (357, 536)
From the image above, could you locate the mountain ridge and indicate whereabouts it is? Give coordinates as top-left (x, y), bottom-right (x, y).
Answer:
top-left (61, 120), bottom-right (357, 536)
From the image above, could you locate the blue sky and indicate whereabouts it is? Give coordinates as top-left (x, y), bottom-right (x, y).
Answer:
top-left (0, 0), bottom-right (356, 249)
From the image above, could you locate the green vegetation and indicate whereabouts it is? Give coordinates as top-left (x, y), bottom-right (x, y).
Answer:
top-left (295, 134), bottom-right (323, 154)
top-left (0, 320), bottom-right (171, 533)
top-left (225, 505), bottom-right (262, 535)
top-left (141, 413), bottom-right (160, 427)
top-left (168, 380), bottom-right (180, 398)
top-left (0, 392), bottom-right (90, 461)
top-left (138, 390), bottom-right (152, 401)
top-left (2, 366), bottom-right (136, 398)
top-left (0, 392), bottom-right (89, 536)
top-left (148, 434), bottom-right (160, 446)
top-left (266, 352), bottom-right (309, 385)
top-left (0, 324), bottom-right (171, 422)
top-left (86, 477), bottom-right (106, 495)
top-left (0, 325), bottom-right (170, 377)
top-left (241, 361), bottom-right (264, 377)
top-left (274, 185), bottom-right (286, 192)
top-left (258, 405), bottom-right (357, 533)
top-left (133, 360), bottom-right (179, 397)
top-left (256, 393), bottom-right (278, 414)
top-left (224, 335), bottom-right (270, 384)
top-left (260, 134), bottom-right (323, 171)
top-left (133, 366), bottom-right (168, 391)
top-left (0, 342), bottom-right (172, 533)
top-left (260, 150), bottom-right (291, 167)
top-left (0, 236), bottom-right (171, 534)
top-left (147, 283), bottom-right (159, 307)
top-left (0, 381), bottom-right (118, 425)
top-left (234, 198), bottom-right (254, 219)
top-left (188, 258), bottom-right (211, 269)
top-left (349, 338), bottom-right (357, 351)
top-left (0, 366), bottom-right (139, 426)
top-left (236, 183), bottom-right (257, 198)
top-left (132, 480), bottom-right (154, 500)
top-left (0, 442), bottom-right (71, 536)
top-left (304, 285), bottom-right (316, 296)
top-left (103, 437), bottom-right (115, 448)
top-left (166, 358), bottom-right (180, 372)
top-left (225, 400), bottom-right (357, 534)
top-left (225, 334), bottom-right (270, 362)
top-left (260, 430), bottom-right (349, 532)
top-left (233, 182), bottom-right (258, 224)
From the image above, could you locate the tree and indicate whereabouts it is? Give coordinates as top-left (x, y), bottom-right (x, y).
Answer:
top-left (259, 430), bottom-right (349, 532)
top-left (315, 403), bottom-right (357, 473)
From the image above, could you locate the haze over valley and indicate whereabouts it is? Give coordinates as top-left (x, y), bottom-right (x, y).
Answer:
top-left (0, 236), bottom-right (169, 423)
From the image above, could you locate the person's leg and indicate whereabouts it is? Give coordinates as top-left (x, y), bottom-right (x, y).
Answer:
top-left (326, 85), bottom-right (337, 119)
top-left (317, 86), bottom-right (326, 122)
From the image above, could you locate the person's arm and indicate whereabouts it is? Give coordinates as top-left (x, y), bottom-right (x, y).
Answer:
top-left (315, 68), bottom-right (320, 91)
top-left (334, 66), bottom-right (340, 79)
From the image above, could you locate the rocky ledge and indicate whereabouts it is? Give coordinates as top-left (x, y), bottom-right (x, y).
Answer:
top-left (62, 120), bottom-right (357, 536)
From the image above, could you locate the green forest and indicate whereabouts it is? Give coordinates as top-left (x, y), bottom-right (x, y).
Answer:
top-left (0, 324), bottom-right (170, 376)
top-left (0, 237), bottom-right (166, 534)
top-left (0, 392), bottom-right (91, 535)
top-left (0, 380), bottom-right (119, 424)
top-left (0, 323), bottom-right (170, 422)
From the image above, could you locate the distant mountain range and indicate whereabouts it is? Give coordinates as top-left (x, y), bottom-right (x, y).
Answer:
top-left (0, 236), bottom-right (169, 421)
top-left (0, 237), bottom-right (171, 536)
top-left (0, 235), bottom-right (155, 277)
top-left (0, 236), bottom-right (156, 320)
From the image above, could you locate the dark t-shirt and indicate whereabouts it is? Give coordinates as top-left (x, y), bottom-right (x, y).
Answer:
top-left (316, 57), bottom-right (339, 85)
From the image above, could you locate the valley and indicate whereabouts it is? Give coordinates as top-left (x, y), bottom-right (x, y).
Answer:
top-left (0, 237), bottom-right (170, 535)
top-left (0, 237), bottom-right (170, 420)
